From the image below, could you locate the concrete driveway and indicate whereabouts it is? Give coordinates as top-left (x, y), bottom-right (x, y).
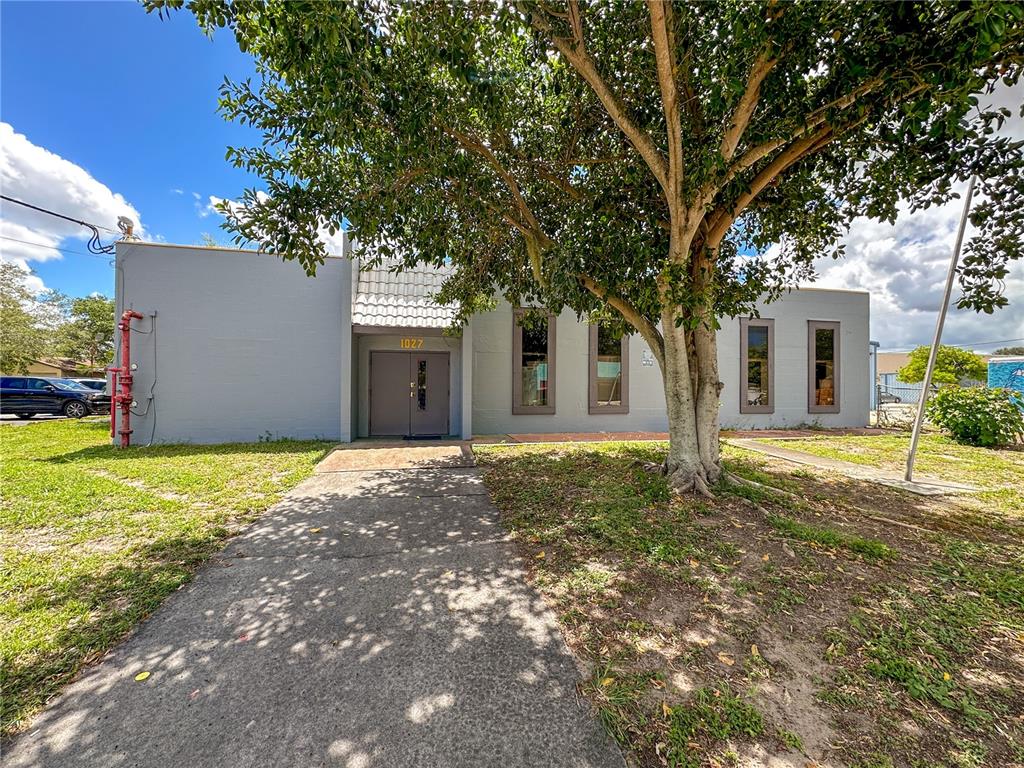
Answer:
top-left (0, 414), bottom-right (67, 426)
top-left (5, 448), bottom-right (623, 768)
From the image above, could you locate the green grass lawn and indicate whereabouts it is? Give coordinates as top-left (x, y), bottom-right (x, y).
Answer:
top-left (477, 438), bottom-right (1024, 768)
top-left (760, 432), bottom-right (1024, 518)
top-left (0, 419), bottom-right (332, 736)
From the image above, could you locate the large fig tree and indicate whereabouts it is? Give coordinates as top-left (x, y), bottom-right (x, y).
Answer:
top-left (152, 0), bottom-right (1024, 493)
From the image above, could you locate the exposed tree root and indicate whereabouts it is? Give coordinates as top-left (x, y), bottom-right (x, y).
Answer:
top-left (666, 464), bottom-right (716, 499)
top-left (633, 458), bottom-right (718, 499)
top-left (633, 460), bottom-right (664, 475)
top-left (723, 471), bottom-right (800, 499)
top-left (691, 472), bottom-right (716, 499)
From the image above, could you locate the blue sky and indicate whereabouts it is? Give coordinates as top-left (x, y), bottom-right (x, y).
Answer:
top-left (1, 0), bottom-right (258, 296)
top-left (1, 2), bottom-right (1021, 350)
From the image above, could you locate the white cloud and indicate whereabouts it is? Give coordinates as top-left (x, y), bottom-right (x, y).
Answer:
top-left (4, 258), bottom-right (46, 295)
top-left (803, 82), bottom-right (1024, 352)
top-left (0, 122), bottom-right (145, 288)
top-left (198, 194), bottom-right (221, 219)
top-left (808, 198), bottom-right (1024, 351)
top-left (207, 192), bottom-right (348, 256)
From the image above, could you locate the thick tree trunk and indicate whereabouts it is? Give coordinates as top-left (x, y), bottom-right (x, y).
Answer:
top-left (659, 310), bottom-right (719, 496)
top-left (694, 320), bottom-right (722, 484)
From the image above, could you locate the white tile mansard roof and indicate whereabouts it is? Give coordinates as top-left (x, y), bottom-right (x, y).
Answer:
top-left (352, 258), bottom-right (457, 328)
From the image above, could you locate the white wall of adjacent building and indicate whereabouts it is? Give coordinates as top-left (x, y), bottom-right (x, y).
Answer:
top-left (114, 240), bottom-right (353, 444)
top-left (473, 290), bottom-right (870, 435)
top-left (115, 241), bottom-right (870, 444)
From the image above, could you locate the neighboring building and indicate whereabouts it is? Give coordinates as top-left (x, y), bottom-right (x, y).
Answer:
top-left (24, 358), bottom-right (104, 378)
top-left (875, 349), bottom-right (989, 404)
top-left (876, 351), bottom-right (911, 378)
top-left (868, 341), bottom-right (879, 410)
top-left (877, 349), bottom-right (990, 379)
top-left (113, 240), bottom-right (871, 444)
top-left (989, 356), bottom-right (1024, 395)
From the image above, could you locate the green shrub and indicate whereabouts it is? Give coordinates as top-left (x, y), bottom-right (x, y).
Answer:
top-left (926, 387), bottom-right (1024, 447)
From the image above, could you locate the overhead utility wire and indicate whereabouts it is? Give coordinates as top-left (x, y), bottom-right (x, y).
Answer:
top-left (954, 337), bottom-right (1024, 348)
top-left (886, 337), bottom-right (1024, 352)
top-left (0, 195), bottom-right (119, 254)
top-left (0, 234), bottom-right (114, 261)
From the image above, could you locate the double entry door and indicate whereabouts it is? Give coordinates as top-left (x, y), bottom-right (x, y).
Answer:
top-left (369, 351), bottom-right (450, 437)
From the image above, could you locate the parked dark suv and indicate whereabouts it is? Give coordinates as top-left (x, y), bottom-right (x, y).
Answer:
top-left (0, 376), bottom-right (110, 419)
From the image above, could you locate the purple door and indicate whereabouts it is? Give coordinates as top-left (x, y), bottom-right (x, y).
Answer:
top-left (369, 351), bottom-right (450, 437)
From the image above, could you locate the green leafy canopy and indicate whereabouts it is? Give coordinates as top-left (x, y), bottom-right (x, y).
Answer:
top-left (897, 344), bottom-right (989, 384)
top-left (0, 262), bottom-right (49, 375)
top-left (148, 0), bottom-right (1024, 334)
top-left (0, 263), bottom-right (71, 375)
top-left (54, 295), bottom-right (116, 368)
top-left (0, 262), bottom-right (115, 374)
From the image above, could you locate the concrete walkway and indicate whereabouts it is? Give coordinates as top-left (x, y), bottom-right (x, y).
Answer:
top-left (474, 427), bottom-right (883, 444)
top-left (727, 438), bottom-right (977, 496)
top-left (6, 451), bottom-right (623, 768)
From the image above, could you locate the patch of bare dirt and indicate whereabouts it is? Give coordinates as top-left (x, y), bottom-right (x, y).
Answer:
top-left (482, 445), bottom-right (1024, 768)
top-left (87, 468), bottom-right (188, 502)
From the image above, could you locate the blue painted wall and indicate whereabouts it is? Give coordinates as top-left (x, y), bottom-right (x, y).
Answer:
top-left (988, 358), bottom-right (1024, 394)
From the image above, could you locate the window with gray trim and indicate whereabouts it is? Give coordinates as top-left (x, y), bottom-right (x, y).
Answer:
top-left (589, 321), bottom-right (629, 414)
top-left (808, 320), bottom-right (840, 413)
top-left (512, 308), bottom-right (556, 414)
top-left (740, 318), bottom-right (774, 414)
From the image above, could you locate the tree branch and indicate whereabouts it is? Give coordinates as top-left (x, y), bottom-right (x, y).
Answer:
top-left (720, 51), bottom-right (778, 162)
top-left (724, 79), bottom-right (928, 185)
top-left (679, 41), bottom-right (705, 136)
top-left (705, 125), bottom-right (834, 246)
top-left (525, 1), bottom-right (670, 195)
top-left (578, 273), bottom-right (665, 368)
top-left (444, 126), bottom-right (552, 287)
top-left (647, 0), bottom-right (684, 199)
top-left (713, 79), bottom-right (930, 200)
top-left (704, 82), bottom-right (914, 245)
top-left (441, 177), bottom-right (528, 237)
top-left (445, 128), bottom-right (544, 236)
top-left (534, 165), bottom-right (585, 200)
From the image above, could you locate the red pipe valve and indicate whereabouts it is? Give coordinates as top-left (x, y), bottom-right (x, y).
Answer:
top-left (107, 310), bottom-right (144, 448)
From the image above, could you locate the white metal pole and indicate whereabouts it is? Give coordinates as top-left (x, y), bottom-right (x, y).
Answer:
top-left (905, 175), bottom-right (976, 481)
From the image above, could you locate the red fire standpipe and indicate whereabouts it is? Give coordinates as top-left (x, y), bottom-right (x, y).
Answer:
top-left (107, 310), bottom-right (144, 447)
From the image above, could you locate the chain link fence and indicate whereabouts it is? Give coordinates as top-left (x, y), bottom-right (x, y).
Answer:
top-left (876, 382), bottom-right (927, 405)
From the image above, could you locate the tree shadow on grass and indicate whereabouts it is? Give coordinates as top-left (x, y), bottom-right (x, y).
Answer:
top-left (478, 442), bottom-right (1024, 768)
top-left (3, 466), bottom-right (624, 768)
top-left (2, 530), bottom-right (244, 737)
top-left (43, 439), bottom-right (336, 466)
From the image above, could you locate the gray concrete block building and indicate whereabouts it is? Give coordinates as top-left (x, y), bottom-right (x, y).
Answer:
top-left (113, 239), bottom-right (870, 445)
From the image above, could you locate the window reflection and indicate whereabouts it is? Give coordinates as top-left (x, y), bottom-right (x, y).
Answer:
top-left (521, 319), bottom-right (549, 407)
top-left (417, 359), bottom-right (427, 411)
top-left (746, 325), bottom-right (770, 407)
top-left (814, 328), bottom-right (835, 406)
top-left (595, 323), bottom-right (623, 406)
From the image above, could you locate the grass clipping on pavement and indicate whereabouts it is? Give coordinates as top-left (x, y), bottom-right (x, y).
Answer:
top-left (476, 438), bottom-right (1024, 768)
